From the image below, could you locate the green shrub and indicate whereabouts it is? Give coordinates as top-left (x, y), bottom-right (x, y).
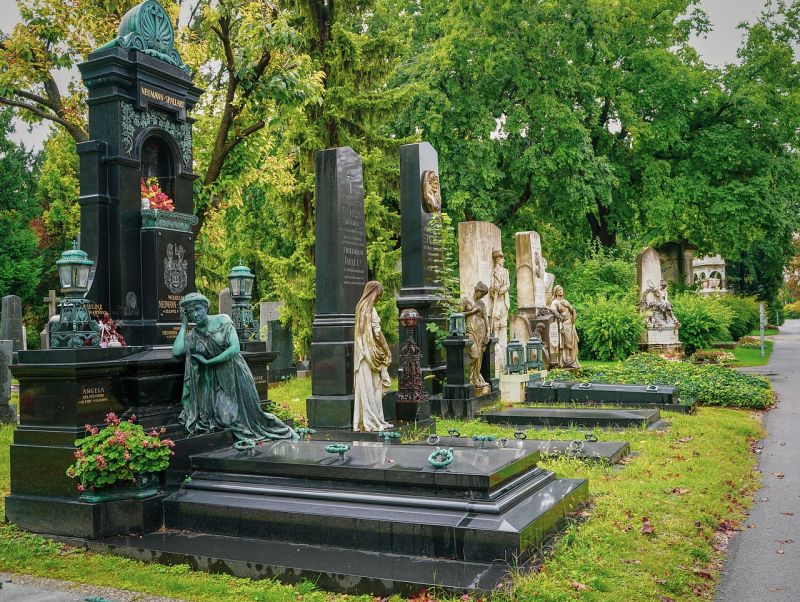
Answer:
top-left (560, 247), bottom-right (636, 303)
top-left (717, 295), bottom-right (760, 340)
top-left (737, 335), bottom-right (761, 348)
top-left (550, 353), bottom-right (774, 409)
top-left (672, 293), bottom-right (732, 354)
top-left (784, 301), bottom-right (800, 319)
top-left (576, 295), bottom-right (643, 361)
top-left (691, 349), bottom-right (735, 364)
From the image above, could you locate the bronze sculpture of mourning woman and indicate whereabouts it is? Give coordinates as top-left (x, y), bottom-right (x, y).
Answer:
top-left (173, 292), bottom-right (299, 441)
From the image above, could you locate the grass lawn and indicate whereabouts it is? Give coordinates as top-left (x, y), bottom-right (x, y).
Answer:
top-left (579, 359), bottom-right (622, 370)
top-left (0, 382), bottom-right (765, 601)
top-left (731, 341), bottom-right (773, 367)
top-left (748, 328), bottom-right (778, 336)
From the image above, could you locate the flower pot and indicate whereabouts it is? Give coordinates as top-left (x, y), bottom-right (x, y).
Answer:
top-left (79, 472), bottom-right (160, 503)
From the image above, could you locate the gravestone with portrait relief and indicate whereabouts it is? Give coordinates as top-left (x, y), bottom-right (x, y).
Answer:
top-left (396, 142), bottom-right (446, 400)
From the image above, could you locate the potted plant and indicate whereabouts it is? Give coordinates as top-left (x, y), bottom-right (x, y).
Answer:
top-left (66, 412), bottom-right (175, 503)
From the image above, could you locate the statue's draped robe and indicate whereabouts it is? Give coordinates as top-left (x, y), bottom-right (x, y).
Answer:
top-left (462, 296), bottom-right (489, 387)
top-left (180, 316), bottom-right (298, 441)
top-left (550, 298), bottom-right (580, 369)
top-left (353, 308), bottom-right (392, 432)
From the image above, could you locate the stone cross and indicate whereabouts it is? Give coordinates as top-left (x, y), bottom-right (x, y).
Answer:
top-left (42, 290), bottom-right (59, 318)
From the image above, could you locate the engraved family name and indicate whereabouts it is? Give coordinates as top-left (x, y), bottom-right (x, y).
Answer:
top-left (140, 85), bottom-right (185, 109)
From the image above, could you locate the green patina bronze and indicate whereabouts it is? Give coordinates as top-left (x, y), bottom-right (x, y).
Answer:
top-left (96, 0), bottom-right (189, 73)
top-left (325, 444), bottom-right (350, 460)
top-left (173, 293), bottom-right (300, 443)
top-left (427, 447), bottom-right (454, 469)
top-left (140, 208), bottom-right (198, 232)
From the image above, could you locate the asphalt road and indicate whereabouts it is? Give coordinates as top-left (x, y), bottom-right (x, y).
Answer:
top-left (717, 320), bottom-right (800, 601)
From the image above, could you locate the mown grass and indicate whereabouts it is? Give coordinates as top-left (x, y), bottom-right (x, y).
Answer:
top-left (0, 402), bottom-right (763, 601)
top-left (748, 328), bottom-right (778, 337)
top-left (731, 340), bottom-right (773, 367)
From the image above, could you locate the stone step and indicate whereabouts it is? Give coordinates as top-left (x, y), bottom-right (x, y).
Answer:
top-left (425, 435), bottom-right (631, 463)
top-left (87, 531), bottom-right (514, 596)
top-left (482, 407), bottom-right (661, 429)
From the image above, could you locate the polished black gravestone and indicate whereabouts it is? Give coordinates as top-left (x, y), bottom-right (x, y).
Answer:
top-left (483, 407), bottom-right (661, 429)
top-left (396, 142), bottom-right (446, 399)
top-left (528, 382), bottom-right (695, 414)
top-left (434, 333), bottom-right (500, 419)
top-left (429, 436), bottom-right (630, 464)
top-left (77, 0), bottom-right (202, 345)
top-left (104, 439), bottom-right (587, 594)
top-left (306, 147), bottom-right (368, 429)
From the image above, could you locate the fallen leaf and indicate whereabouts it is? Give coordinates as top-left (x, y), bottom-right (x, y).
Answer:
top-left (747, 524), bottom-right (756, 529)
top-left (571, 581), bottom-right (588, 591)
top-left (777, 549), bottom-right (785, 555)
top-left (658, 595), bottom-right (673, 601)
top-left (776, 539), bottom-right (794, 544)
top-left (671, 487), bottom-right (690, 496)
top-left (641, 517), bottom-right (655, 535)
top-left (768, 586), bottom-right (782, 592)
top-left (781, 512), bottom-right (794, 516)
top-left (677, 436), bottom-right (693, 443)
top-left (773, 472), bottom-right (785, 479)
top-left (693, 568), bottom-right (713, 580)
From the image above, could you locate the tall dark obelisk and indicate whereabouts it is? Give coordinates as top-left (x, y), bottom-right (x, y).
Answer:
top-left (306, 147), bottom-right (368, 428)
top-left (396, 142), bottom-right (446, 399)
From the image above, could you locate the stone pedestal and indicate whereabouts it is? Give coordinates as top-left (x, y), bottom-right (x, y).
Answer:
top-left (306, 147), bottom-right (368, 428)
top-left (435, 335), bottom-right (499, 419)
top-left (260, 302), bottom-right (296, 382)
top-left (0, 340), bottom-right (16, 424)
top-left (499, 373), bottom-right (529, 404)
top-left (641, 326), bottom-right (685, 357)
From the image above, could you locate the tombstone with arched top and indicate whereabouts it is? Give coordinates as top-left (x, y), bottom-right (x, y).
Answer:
top-left (77, 0), bottom-right (202, 345)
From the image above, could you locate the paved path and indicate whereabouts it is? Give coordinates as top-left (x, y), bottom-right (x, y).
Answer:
top-left (717, 320), bottom-right (800, 601)
top-left (0, 572), bottom-right (185, 602)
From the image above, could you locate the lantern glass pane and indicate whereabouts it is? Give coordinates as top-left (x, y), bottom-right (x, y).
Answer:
top-left (76, 265), bottom-right (90, 289)
top-left (229, 278), bottom-right (242, 296)
top-left (243, 278), bottom-right (254, 296)
top-left (59, 265), bottom-right (72, 288)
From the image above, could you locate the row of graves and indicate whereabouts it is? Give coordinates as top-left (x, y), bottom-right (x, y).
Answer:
top-left (3, 2), bottom-right (694, 596)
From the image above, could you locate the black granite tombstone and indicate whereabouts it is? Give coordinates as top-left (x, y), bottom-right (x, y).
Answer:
top-left (396, 143), bottom-right (446, 398)
top-left (306, 147), bottom-right (368, 428)
top-left (77, 1), bottom-right (202, 345)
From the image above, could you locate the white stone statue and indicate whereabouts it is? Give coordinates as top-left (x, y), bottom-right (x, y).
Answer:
top-left (489, 249), bottom-right (510, 373)
top-left (640, 279), bottom-right (680, 328)
top-left (353, 281), bottom-right (393, 432)
top-left (549, 285), bottom-right (580, 369)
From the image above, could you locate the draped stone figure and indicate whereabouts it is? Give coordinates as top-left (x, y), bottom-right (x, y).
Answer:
top-left (173, 292), bottom-right (299, 441)
top-left (353, 281), bottom-right (393, 432)
top-left (489, 249), bottom-right (510, 373)
top-left (461, 282), bottom-right (490, 390)
top-left (549, 285), bottom-right (580, 369)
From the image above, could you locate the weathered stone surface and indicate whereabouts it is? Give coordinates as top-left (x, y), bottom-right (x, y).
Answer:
top-left (458, 222), bottom-right (501, 298)
top-left (0, 295), bottom-right (24, 352)
top-left (0, 340), bottom-right (17, 423)
top-left (218, 288), bottom-right (232, 317)
top-left (637, 247), bottom-right (662, 294)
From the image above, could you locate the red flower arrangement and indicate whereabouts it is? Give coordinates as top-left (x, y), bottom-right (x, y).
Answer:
top-left (140, 177), bottom-right (176, 212)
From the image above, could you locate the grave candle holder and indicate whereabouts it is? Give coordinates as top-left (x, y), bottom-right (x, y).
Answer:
top-left (228, 264), bottom-right (259, 343)
top-left (50, 243), bottom-right (101, 348)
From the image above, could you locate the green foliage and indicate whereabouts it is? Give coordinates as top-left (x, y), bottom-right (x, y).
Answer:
top-left (552, 353), bottom-right (774, 409)
top-left (784, 300), bottom-right (800, 319)
top-left (66, 412), bottom-right (175, 492)
top-left (690, 349), bottom-right (735, 365)
top-left (575, 295), bottom-right (643, 361)
top-left (0, 109), bottom-right (41, 303)
top-left (672, 293), bottom-right (733, 354)
top-left (717, 295), bottom-right (760, 341)
top-left (558, 245), bottom-right (637, 303)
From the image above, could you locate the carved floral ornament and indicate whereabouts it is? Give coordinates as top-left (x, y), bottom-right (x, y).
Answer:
top-left (121, 103), bottom-right (192, 168)
top-left (421, 170), bottom-right (442, 213)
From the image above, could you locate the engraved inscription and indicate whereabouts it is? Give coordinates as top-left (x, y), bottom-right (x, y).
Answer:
top-left (339, 192), bottom-right (366, 287)
top-left (79, 385), bottom-right (109, 406)
top-left (140, 86), bottom-right (186, 110)
top-left (158, 293), bottom-right (183, 321)
top-left (159, 325), bottom-right (181, 343)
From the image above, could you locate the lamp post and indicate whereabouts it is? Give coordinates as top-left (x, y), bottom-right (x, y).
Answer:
top-left (505, 339), bottom-right (526, 374)
top-left (50, 242), bottom-right (101, 348)
top-left (228, 264), bottom-right (259, 343)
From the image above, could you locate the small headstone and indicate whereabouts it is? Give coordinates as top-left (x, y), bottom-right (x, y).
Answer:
top-left (40, 328), bottom-right (49, 350)
top-left (0, 295), bottom-right (25, 352)
top-left (259, 301), bottom-right (294, 374)
top-left (218, 287), bottom-right (233, 317)
top-left (0, 340), bottom-right (17, 423)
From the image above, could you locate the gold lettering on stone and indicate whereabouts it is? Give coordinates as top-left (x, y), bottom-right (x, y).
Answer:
top-left (79, 385), bottom-right (109, 405)
top-left (140, 86), bottom-right (185, 110)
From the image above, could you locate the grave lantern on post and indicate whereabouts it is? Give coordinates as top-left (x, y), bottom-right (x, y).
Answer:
top-left (525, 338), bottom-right (545, 371)
top-left (505, 339), bottom-right (526, 374)
top-left (448, 312), bottom-right (466, 337)
top-left (50, 242), bottom-right (101, 348)
top-left (228, 264), bottom-right (259, 343)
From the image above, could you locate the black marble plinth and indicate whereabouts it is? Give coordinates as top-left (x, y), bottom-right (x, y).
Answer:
top-left (5, 493), bottom-right (166, 539)
top-left (159, 440), bottom-right (588, 584)
top-left (527, 381), bottom-right (695, 413)
top-left (434, 388), bottom-right (500, 419)
top-left (86, 532), bottom-right (514, 595)
top-left (427, 436), bottom-right (631, 464)
top-left (525, 380), bottom-right (577, 403)
top-left (483, 407), bottom-right (661, 429)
